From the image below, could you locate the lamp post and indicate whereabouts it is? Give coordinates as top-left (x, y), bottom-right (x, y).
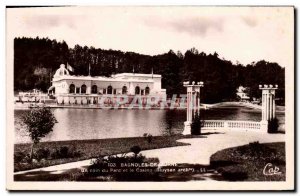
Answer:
top-left (259, 84), bottom-right (278, 132)
top-left (182, 81), bottom-right (204, 135)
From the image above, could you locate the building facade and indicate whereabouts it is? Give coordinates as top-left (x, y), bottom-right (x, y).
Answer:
top-left (236, 86), bottom-right (250, 101)
top-left (48, 64), bottom-right (166, 99)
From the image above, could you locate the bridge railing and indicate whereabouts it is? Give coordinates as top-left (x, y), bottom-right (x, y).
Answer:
top-left (202, 120), bottom-right (261, 131)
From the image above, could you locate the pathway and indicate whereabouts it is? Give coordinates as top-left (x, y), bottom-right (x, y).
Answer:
top-left (14, 130), bottom-right (285, 179)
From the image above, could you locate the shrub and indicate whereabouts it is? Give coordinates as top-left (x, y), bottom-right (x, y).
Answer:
top-left (51, 146), bottom-right (81, 159)
top-left (84, 153), bottom-right (160, 181)
top-left (268, 118), bottom-right (279, 133)
top-left (130, 145), bottom-right (141, 158)
top-left (59, 146), bottom-right (69, 158)
top-left (14, 151), bottom-right (26, 163)
top-left (143, 133), bottom-right (153, 143)
top-left (34, 148), bottom-right (50, 161)
top-left (235, 141), bottom-right (277, 161)
top-left (191, 112), bottom-right (201, 135)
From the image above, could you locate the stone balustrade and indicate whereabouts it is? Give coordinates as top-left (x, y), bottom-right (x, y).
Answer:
top-left (202, 120), bottom-right (261, 131)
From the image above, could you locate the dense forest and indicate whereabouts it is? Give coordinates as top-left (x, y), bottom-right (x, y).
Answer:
top-left (14, 37), bottom-right (285, 103)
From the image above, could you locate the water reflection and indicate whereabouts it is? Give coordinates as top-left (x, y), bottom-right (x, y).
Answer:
top-left (14, 107), bottom-right (285, 144)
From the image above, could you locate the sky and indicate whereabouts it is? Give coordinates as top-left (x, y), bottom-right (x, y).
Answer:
top-left (7, 6), bottom-right (294, 67)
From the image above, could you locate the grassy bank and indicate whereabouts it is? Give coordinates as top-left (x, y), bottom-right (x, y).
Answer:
top-left (210, 142), bottom-right (285, 181)
top-left (14, 135), bottom-right (202, 172)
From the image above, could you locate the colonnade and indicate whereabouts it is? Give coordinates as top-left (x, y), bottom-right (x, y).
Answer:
top-left (259, 84), bottom-right (278, 132)
top-left (182, 81), bottom-right (204, 135)
top-left (182, 83), bottom-right (278, 135)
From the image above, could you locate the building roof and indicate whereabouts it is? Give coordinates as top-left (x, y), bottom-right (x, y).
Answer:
top-left (52, 74), bottom-right (156, 83)
top-left (52, 64), bottom-right (161, 83)
top-left (113, 73), bottom-right (161, 78)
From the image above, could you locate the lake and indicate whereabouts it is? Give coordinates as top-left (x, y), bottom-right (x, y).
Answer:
top-left (14, 106), bottom-right (285, 144)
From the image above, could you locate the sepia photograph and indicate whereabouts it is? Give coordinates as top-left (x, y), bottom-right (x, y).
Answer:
top-left (6, 6), bottom-right (294, 190)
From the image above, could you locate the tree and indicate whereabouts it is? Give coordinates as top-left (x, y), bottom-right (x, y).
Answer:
top-left (21, 107), bottom-right (57, 159)
top-left (14, 37), bottom-right (285, 103)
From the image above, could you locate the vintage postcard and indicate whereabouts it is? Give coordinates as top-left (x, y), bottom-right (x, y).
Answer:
top-left (6, 6), bottom-right (294, 190)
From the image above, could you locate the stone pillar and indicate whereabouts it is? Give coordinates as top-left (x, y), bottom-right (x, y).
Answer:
top-left (128, 83), bottom-right (135, 95)
top-left (259, 84), bottom-right (278, 132)
top-left (272, 94), bottom-right (276, 118)
top-left (182, 81), bottom-right (204, 135)
top-left (87, 86), bottom-right (91, 94)
top-left (197, 91), bottom-right (200, 114)
top-left (262, 93), bottom-right (266, 120)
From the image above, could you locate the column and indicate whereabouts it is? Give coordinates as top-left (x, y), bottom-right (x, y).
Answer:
top-left (266, 92), bottom-right (270, 120)
top-left (262, 93), bottom-right (265, 121)
top-left (192, 91), bottom-right (196, 118)
top-left (264, 93), bottom-right (267, 120)
top-left (183, 86), bottom-right (192, 135)
top-left (272, 94), bottom-right (276, 119)
top-left (267, 92), bottom-right (270, 120)
top-left (262, 92), bottom-right (267, 121)
top-left (260, 91), bottom-right (268, 132)
top-left (266, 92), bottom-right (269, 120)
top-left (186, 91), bottom-right (189, 122)
top-left (197, 91), bottom-right (200, 114)
top-left (269, 93), bottom-right (273, 120)
top-left (270, 92), bottom-right (273, 120)
top-left (189, 90), bottom-right (192, 122)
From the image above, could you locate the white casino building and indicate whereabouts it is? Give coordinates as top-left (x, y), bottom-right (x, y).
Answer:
top-left (48, 64), bottom-right (166, 104)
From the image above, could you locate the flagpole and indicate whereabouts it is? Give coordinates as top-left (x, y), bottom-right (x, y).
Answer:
top-left (89, 63), bottom-right (91, 76)
top-left (151, 67), bottom-right (153, 79)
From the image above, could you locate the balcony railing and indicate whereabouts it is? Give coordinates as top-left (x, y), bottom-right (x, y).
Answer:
top-left (202, 120), bottom-right (261, 131)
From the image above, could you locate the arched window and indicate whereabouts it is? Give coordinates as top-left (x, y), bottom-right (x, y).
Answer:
top-left (69, 84), bottom-right (75, 94)
top-left (91, 85), bottom-right (97, 94)
top-left (145, 87), bottom-right (150, 95)
top-left (122, 86), bottom-right (127, 94)
top-left (107, 85), bottom-right (113, 94)
top-left (135, 86), bottom-right (140, 95)
top-left (81, 84), bottom-right (87, 94)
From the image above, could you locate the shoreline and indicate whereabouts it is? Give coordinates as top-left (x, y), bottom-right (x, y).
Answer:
top-left (14, 101), bottom-right (285, 114)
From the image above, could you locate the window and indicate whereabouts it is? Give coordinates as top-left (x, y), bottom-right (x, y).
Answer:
top-left (145, 87), bottom-right (150, 95)
top-left (81, 84), bottom-right (87, 94)
top-left (107, 85), bottom-right (113, 94)
top-left (69, 84), bottom-right (75, 94)
top-left (103, 89), bottom-right (106, 94)
top-left (141, 90), bottom-right (144, 95)
top-left (91, 85), bottom-right (97, 94)
top-left (113, 89), bottom-right (117, 94)
top-left (122, 86), bottom-right (127, 94)
top-left (135, 86), bottom-right (140, 95)
top-left (76, 87), bottom-right (80, 94)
